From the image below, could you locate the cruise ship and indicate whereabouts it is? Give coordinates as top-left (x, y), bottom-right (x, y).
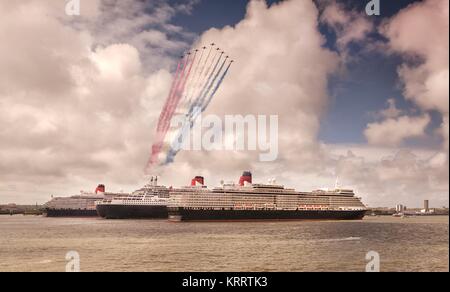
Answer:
top-left (168, 172), bottom-right (367, 221)
top-left (44, 185), bottom-right (120, 217)
top-left (96, 177), bottom-right (169, 219)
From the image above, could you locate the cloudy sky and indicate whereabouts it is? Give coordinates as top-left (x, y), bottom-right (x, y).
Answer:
top-left (0, 0), bottom-right (448, 208)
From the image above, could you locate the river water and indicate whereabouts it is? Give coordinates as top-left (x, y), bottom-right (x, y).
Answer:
top-left (0, 215), bottom-right (447, 272)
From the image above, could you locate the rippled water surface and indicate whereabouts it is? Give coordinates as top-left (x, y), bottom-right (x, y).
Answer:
top-left (0, 215), bottom-right (448, 272)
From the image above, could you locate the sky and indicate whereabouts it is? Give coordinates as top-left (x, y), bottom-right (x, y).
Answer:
top-left (0, 0), bottom-right (448, 208)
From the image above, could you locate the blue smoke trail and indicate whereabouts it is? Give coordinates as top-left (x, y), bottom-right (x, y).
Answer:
top-left (164, 107), bottom-right (201, 164)
top-left (193, 57), bottom-right (227, 110)
top-left (202, 62), bottom-right (232, 111)
top-left (187, 53), bottom-right (224, 115)
top-left (163, 61), bottom-right (232, 165)
top-left (179, 47), bottom-right (205, 113)
top-left (163, 56), bottom-right (224, 164)
top-left (186, 47), bottom-right (217, 107)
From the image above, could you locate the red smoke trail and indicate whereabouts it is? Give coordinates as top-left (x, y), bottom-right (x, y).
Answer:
top-left (146, 51), bottom-right (197, 170)
top-left (160, 51), bottom-right (197, 145)
top-left (160, 55), bottom-right (190, 131)
top-left (146, 55), bottom-right (189, 170)
top-left (182, 47), bottom-right (205, 110)
top-left (158, 56), bottom-right (188, 136)
top-left (166, 50), bottom-right (197, 126)
top-left (156, 57), bottom-right (184, 133)
top-left (188, 44), bottom-right (215, 106)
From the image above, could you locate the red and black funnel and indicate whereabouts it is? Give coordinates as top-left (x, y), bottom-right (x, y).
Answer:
top-left (191, 176), bottom-right (205, 186)
top-left (239, 171), bottom-right (252, 186)
top-left (95, 184), bottom-right (105, 194)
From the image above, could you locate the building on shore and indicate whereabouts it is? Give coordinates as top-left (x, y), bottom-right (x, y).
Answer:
top-left (396, 204), bottom-right (405, 213)
top-left (0, 204), bottom-right (19, 214)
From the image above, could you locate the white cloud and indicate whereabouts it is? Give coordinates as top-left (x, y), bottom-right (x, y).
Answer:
top-left (354, 0), bottom-right (449, 207)
top-left (154, 0), bottom-right (339, 191)
top-left (331, 147), bottom-right (449, 207)
top-left (364, 114), bottom-right (431, 146)
top-left (441, 115), bottom-right (449, 152)
top-left (380, 98), bottom-right (403, 119)
top-left (0, 0), bottom-right (447, 209)
top-left (320, 0), bottom-right (448, 207)
top-left (0, 0), bottom-right (193, 203)
top-left (381, 0), bottom-right (449, 147)
top-left (320, 0), bottom-right (374, 54)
